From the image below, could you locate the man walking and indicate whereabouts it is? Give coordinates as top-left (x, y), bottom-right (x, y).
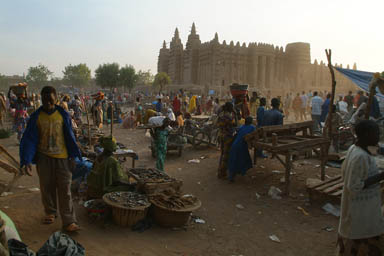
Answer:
top-left (20, 86), bottom-right (81, 232)
top-left (344, 91), bottom-right (354, 112)
top-left (310, 91), bottom-right (323, 132)
top-left (300, 91), bottom-right (308, 121)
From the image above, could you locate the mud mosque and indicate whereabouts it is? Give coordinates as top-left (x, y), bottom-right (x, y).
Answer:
top-left (157, 23), bottom-right (357, 96)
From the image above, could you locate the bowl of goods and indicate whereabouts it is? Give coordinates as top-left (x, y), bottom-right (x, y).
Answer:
top-left (84, 199), bottom-right (108, 214)
top-left (150, 190), bottom-right (201, 228)
top-left (103, 191), bottom-right (151, 227)
top-left (127, 168), bottom-right (183, 195)
top-left (230, 83), bottom-right (249, 98)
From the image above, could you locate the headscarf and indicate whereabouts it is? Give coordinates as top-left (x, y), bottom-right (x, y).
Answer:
top-left (167, 108), bottom-right (176, 121)
top-left (99, 136), bottom-right (117, 153)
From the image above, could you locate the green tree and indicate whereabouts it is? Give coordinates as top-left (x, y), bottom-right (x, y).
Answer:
top-left (119, 65), bottom-right (138, 93)
top-left (153, 72), bottom-right (171, 94)
top-left (0, 74), bottom-right (8, 90)
top-left (137, 69), bottom-right (154, 86)
top-left (63, 63), bottom-right (91, 89)
top-left (95, 63), bottom-right (120, 90)
top-left (26, 64), bottom-right (53, 89)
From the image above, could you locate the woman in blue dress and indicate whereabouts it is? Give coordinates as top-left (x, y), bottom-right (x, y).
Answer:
top-left (228, 116), bottom-right (256, 182)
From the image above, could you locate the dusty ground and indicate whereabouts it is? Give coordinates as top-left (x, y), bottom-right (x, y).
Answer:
top-left (0, 122), bottom-right (342, 256)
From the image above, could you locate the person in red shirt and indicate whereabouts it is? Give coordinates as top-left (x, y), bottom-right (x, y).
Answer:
top-left (353, 91), bottom-right (361, 107)
top-left (172, 95), bottom-right (181, 113)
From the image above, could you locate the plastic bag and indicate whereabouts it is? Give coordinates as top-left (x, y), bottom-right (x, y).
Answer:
top-left (8, 231), bottom-right (85, 256)
top-left (37, 231), bottom-right (85, 256)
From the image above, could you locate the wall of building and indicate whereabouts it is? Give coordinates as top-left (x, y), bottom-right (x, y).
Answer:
top-left (158, 23), bottom-right (357, 96)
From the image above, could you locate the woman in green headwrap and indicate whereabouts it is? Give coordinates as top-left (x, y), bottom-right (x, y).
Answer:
top-left (87, 136), bottom-right (130, 198)
top-left (154, 118), bottom-right (171, 172)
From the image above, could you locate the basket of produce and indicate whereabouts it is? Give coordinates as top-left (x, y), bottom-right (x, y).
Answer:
top-left (84, 199), bottom-right (108, 214)
top-left (150, 190), bottom-right (201, 227)
top-left (103, 191), bottom-right (150, 227)
top-left (229, 83), bottom-right (249, 97)
top-left (127, 168), bottom-right (183, 195)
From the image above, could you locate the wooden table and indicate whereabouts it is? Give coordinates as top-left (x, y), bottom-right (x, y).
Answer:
top-left (245, 121), bottom-right (330, 194)
top-left (113, 150), bottom-right (138, 168)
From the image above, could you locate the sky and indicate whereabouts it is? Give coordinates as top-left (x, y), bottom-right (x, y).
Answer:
top-left (1, 0), bottom-right (383, 78)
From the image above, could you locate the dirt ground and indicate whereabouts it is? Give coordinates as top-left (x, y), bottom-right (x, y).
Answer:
top-left (0, 123), bottom-right (342, 256)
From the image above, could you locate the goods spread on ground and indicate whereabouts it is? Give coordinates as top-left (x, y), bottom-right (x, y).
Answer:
top-left (150, 190), bottom-right (199, 210)
top-left (128, 168), bottom-right (174, 183)
top-left (127, 167), bottom-right (183, 195)
top-left (104, 191), bottom-right (149, 208)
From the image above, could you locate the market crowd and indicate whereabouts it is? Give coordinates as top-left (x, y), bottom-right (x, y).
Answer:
top-left (2, 79), bottom-right (384, 255)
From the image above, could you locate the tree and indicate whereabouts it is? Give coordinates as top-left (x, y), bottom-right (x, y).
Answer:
top-left (0, 74), bottom-right (7, 90)
top-left (26, 64), bottom-right (53, 89)
top-left (119, 65), bottom-right (138, 93)
top-left (95, 63), bottom-right (120, 90)
top-left (63, 63), bottom-right (91, 88)
top-left (137, 69), bottom-right (154, 86)
top-left (153, 72), bottom-right (171, 94)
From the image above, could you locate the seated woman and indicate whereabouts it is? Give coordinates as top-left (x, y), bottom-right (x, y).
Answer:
top-left (228, 116), bottom-right (256, 182)
top-left (87, 136), bottom-right (131, 199)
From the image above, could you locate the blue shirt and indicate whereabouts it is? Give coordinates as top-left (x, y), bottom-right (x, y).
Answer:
top-left (263, 109), bottom-right (283, 126)
top-left (311, 96), bottom-right (324, 115)
top-left (256, 106), bottom-right (265, 127)
top-left (156, 101), bottom-right (162, 112)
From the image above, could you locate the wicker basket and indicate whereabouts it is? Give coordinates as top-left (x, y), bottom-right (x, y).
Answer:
top-left (138, 180), bottom-right (183, 195)
top-left (103, 193), bottom-right (151, 227)
top-left (151, 199), bottom-right (201, 228)
top-left (127, 168), bottom-right (183, 195)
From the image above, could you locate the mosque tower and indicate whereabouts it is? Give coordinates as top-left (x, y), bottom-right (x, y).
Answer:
top-left (157, 40), bottom-right (170, 74)
top-left (183, 22), bottom-right (201, 84)
top-left (168, 28), bottom-right (184, 84)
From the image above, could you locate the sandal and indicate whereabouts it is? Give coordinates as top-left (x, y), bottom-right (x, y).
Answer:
top-left (42, 214), bottom-right (56, 224)
top-left (64, 223), bottom-right (81, 232)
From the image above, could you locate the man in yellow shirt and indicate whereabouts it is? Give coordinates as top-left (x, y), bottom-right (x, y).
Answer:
top-left (20, 86), bottom-right (81, 232)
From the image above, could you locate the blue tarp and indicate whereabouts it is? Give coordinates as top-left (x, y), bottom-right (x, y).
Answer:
top-left (335, 67), bottom-right (384, 98)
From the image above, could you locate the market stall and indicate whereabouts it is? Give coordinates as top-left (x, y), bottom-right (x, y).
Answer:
top-left (245, 121), bottom-right (330, 194)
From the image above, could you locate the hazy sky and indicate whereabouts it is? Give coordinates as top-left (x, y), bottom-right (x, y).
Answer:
top-left (1, 0), bottom-right (383, 77)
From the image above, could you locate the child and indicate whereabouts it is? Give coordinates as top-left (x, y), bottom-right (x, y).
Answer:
top-left (338, 120), bottom-right (384, 255)
top-left (256, 98), bottom-right (267, 158)
top-left (176, 111), bottom-right (184, 127)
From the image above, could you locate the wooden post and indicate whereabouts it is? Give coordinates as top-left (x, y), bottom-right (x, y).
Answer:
top-left (85, 101), bottom-right (92, 147)
top-left (271, 133), bottom-right (277, 159)
top-left (285, 153), bottom-right (291, 195)
top-left (325, 49), bottom-right (336, 141)
top-left (320, 144), bottom-right (327, 181)
top-left (110, 103), bottom-right (114, 137)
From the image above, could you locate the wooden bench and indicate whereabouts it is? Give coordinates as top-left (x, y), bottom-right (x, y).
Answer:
top-left (245, 121), bottom-right (330, 195)
top-left (307, 175), bottom-right (343, 203)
